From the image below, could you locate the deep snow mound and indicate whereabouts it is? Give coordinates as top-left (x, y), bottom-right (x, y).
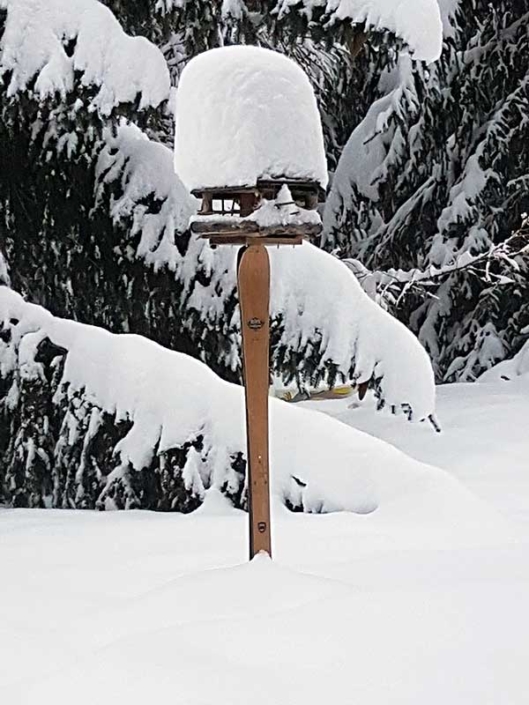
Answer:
top-left (174, 45), bottom-right (328, 191)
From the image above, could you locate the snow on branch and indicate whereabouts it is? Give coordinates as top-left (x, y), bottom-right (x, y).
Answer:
top-left (274, 0), bottom-right (444, 62)
top-left (269, 243), bottom-right (436, 420)
top-left (322, 54), bottom-right (420, 250)
top-left (435, 0), bottom-right (459, 36)
top-left (96, 122), bottom-right (197, 268)
top-left (0, 286), bottom-right (443, 513)
top-left (345, 228), bottom-right (529, 307)
top-left (0, 0), bottom-right (170, 114)
top-left (95, 123), bottom-right (436, 421)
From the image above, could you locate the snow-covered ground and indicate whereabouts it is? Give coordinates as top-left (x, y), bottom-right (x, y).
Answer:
top-left (2, 377), bottom-right (528, 704)
top-left (302, 376), bottom-right (529, 528)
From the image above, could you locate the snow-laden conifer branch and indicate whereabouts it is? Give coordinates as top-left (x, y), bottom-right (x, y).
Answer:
top-left (0, 286), bottom-right (442, 511)
top-left (344, 227), bottom-right (529, 307)
top-left (152, 0), bottom-right (443, 62)
top-left (95, 122), bottom-right (197, 269)
top-left (0, 0), bottom-right (170, 114)
top-left (273, 0), bottom-right (443, 62)
top-left (343, 220), bottom-right (529, 382)
top-left (323, 3), bottom-right (529, 380)
top-left (95, 122), bottom-right (435, 420)
top-left (478, 339), bottom-right (529, 382)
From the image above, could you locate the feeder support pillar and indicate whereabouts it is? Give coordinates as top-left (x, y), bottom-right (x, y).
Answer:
top-left (237, 244), bottom-right (272, 559)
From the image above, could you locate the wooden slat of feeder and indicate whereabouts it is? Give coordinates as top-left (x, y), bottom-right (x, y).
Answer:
top-left (191, 220), bottom-right (259, 235)
top-left (191, 220), bottom-right (321, 236)
top-left (191, 185), bottom-right (259, 199)
top-left (191, 180), bottom-right (323, 212)
top-left (199, 192), bottom-right (213, 215)
top-left (192, 187), bottom-right (259, 216)
top-left (256, 178), bottom-right (318, 192)
top-left (191, 220), bottom-right (321, 245)
top-left (207, 235), bottom-right (305, 246)
top-left (239, 192), bottom-right (257, 217)
top-left (192, 180), bottom-right (318, 196)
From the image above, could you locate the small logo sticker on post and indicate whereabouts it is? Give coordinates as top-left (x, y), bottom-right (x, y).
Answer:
top-left (248, 317), bottom-right (264, 330)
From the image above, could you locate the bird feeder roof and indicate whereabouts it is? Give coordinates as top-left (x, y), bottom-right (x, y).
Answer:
top-left (174, 45), bottom-right (328, 193)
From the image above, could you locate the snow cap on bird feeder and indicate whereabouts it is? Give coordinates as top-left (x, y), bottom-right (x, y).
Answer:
top-left (174, 45), bottom-right (328, 245)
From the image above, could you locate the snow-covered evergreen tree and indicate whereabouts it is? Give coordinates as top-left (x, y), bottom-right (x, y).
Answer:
top-left (0, 0), bottom-right (442, 509)
top-left (4, 0), bottom-right (526, 387)
top-left (324, 0), bottom-right (529, 380)
top-left (0, 0), bottom-right (172, 318)
top-left (0, 0), bottom-right (441, 386)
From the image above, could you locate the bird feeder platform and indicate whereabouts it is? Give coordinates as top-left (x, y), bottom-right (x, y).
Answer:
top-left (190, 180), bottom-right (323, 246)
top-left (190, 219), bottom-right (321, 247)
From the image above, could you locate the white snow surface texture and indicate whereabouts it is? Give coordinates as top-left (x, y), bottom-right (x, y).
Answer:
top-left (2, 372), bottom-right (528, 704)
top-left (0, 286), bottom-right (463, 520)
top-left (0, 0), bottom-right (170, 113)
top-left (275, 0), bottom-right (444, 62)
top-left (174, 45), bottom-right (328, 191)
top-left (478, 340), bottom-right (529, 383)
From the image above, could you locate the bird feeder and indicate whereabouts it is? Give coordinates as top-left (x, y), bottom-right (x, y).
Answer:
top-left (191, 179), bottom-right (321, 245)
top-left (189, 179), bottom-right (324, 246)
top-left (174, 45), bottom-right (328, 558)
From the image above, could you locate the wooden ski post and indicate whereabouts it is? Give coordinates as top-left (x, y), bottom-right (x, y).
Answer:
top-left (237, 243), bottom-right (272, 559)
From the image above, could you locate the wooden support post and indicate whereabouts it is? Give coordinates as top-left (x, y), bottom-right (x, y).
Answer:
top-left (237, 244), bottom-right (272, 559)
